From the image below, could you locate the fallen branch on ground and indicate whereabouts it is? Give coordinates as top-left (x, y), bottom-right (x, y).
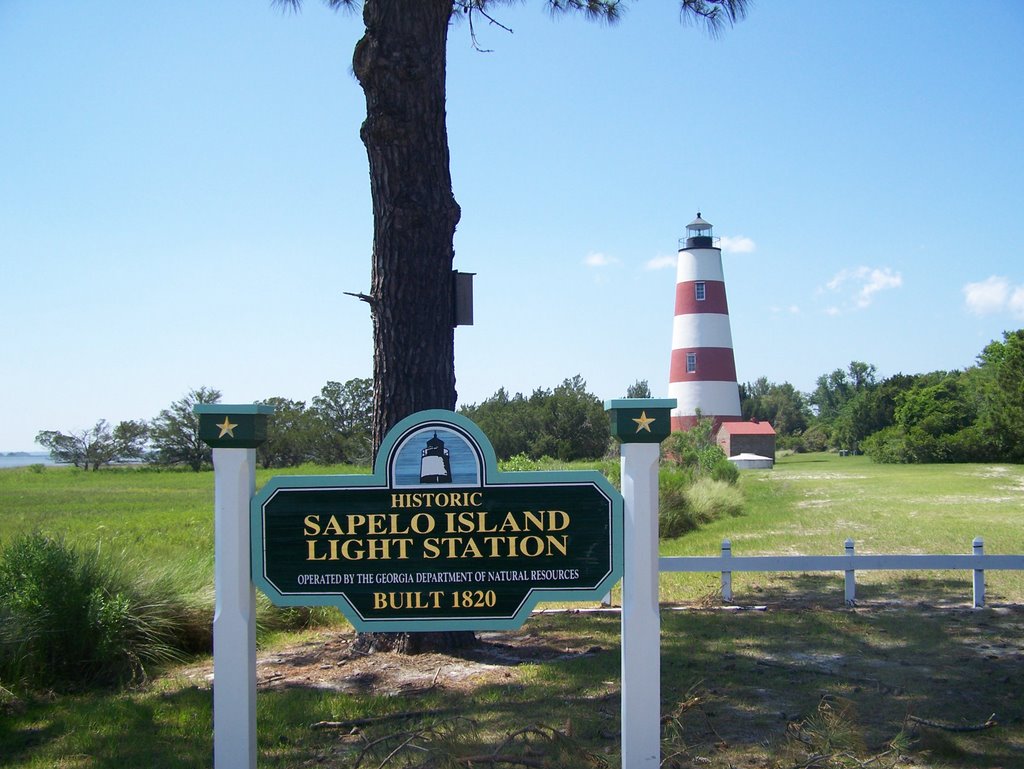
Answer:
top-left (906, 713), bottom-right (998, 732)
top-left (310, 708), bottom-right (451, 730)
top-left (456, 756), bottom-right (545, 767)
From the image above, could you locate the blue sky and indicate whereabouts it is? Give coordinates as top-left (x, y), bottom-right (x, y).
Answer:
top-left (2, 1), bottom-right (1022, 452)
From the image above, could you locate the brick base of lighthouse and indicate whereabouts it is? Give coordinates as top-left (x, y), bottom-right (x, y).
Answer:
top-left (670, 414), bottom-right (743, 434)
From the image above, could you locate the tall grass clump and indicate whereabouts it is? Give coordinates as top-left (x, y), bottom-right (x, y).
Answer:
top-left (256, 598), bottom-right (341, 636)
top-left (685, 476), bottom-right (743, 521)
top-left (659, 469), bottom-right (744, 539)
top-left (0, 533), bottom-right (190, 691)
top-left (659, 467), bottom-right (698, 538)
top-left (656, 418), bottom-right (744, 538)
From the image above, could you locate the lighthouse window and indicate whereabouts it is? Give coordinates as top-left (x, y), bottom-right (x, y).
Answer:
top-left (695, 281), bottom-right (706, 301)
top-left (686, 352), bottom-right (697, 373)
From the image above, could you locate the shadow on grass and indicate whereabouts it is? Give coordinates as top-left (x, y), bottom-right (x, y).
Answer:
top-left (721, 571), bottom-right (984, 608)
top-left (3, 605), bottom-right (1021, 768)
top-left (660, 603), bottom-right (1024, 767)
top-left (257, 608), bottom-right (1024, 768)
top-left (0, 685), bottom-right (212, 769)
top-left (778, 454), bottom-right (834, 465)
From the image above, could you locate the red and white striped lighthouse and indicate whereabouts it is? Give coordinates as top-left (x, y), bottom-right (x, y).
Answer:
top-left (668, 213), bottom-right (742, 432)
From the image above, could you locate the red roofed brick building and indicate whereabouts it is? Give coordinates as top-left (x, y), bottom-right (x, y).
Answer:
top-left (716, 420), bottom-right (776, 462)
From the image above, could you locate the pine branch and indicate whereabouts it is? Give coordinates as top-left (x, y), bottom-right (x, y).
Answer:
top-left (906, 713), bottom-right (998, 732)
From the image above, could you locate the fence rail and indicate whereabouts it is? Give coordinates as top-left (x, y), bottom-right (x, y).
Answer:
top-left (659, 537), bottom-right (1024, 607)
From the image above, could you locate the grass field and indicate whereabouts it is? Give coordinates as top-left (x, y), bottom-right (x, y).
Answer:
top-left (5, 453), bottom-right (1020, 604)
top-left (2, 453), bottom-right (1023, 768)
top-left (0, 462), bottom-right (366, 594)
top-left (660, 453), bottom-right (1024, 606)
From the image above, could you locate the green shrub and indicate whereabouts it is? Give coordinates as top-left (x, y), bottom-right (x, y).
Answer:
top-left (862, 426), bottom-right (910, 463)
top-left (499, 453), bottom-right (546, 472)
top-left (710, 455), bottom-right (740, 484)
top-left (863, 423), bottom-right (995, 464)
top-left (0, 533), bottom-right (188, 691)
top-left (665, 419), bottom-right (738, 484)
top-left (798, 423), bottom-right (831, 453)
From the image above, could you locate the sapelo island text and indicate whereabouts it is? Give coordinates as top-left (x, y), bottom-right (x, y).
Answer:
top-left (303, 496), bottom-right (572, 561)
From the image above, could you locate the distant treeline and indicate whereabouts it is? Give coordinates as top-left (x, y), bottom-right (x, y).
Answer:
top-left (33, 375), bottom-right (613, 471)
top-left (742, 328), bottom-right (1024, 463)
top-left (34, 329), bottom-right (1024, 469)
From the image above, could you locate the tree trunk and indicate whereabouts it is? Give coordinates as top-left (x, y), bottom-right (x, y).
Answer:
top-left (355, 0), bottom-right (461, 455)
top-left (353, 0), bottom-right (474, 654)
top-left (351, 629), bottom-right (477, 656)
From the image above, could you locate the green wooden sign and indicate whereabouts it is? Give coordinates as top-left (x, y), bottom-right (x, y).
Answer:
top-left (250, 410), bottom-right (623, 632)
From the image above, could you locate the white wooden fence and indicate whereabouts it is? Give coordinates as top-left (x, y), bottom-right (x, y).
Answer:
top-left (659, 537), bottom-right (1024, 608)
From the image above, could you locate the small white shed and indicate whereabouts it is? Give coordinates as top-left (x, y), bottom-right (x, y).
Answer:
top-left (727, 452), bottom-right (774, 470)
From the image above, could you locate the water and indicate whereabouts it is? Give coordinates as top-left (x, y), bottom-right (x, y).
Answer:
top-left (0, 453), bottom-right (57, 469)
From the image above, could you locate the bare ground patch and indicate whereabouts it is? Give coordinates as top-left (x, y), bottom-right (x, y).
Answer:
top-left (180, 619), bottom-right (607, 698)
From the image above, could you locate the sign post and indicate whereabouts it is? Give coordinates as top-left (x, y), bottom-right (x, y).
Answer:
top-left (196, 404), bottom-right (274, 769)
top-left (607, 399), bottom-right (675, 769)
top-left (199, 406), bottom-right (625, 766)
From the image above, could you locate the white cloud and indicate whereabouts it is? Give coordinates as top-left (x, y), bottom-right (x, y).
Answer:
top-left (823, 265), bottom-right (902, 311)
top-left (1011, 287), bottom-right (1024, 318)
top-left (584, 251), bottom-right (619, 268)
top-left (645, 254), bottom-right (676, 270)
top-left (856, 267), bottom-right (903, 307)
top-left (962, 275), bottom-right (1024, 317)
top-left (719, 235), bottom-right (756, 254)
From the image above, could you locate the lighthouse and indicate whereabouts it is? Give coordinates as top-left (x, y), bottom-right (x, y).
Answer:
top-left (668, 213), bottom-right (742, 432)
top-left (419, 432), bottom-right (453, 483)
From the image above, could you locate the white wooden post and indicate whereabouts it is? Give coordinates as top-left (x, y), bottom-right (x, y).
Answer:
top-left (973, 537), bottom-right (985, 608)
top-left (212, 447), bottom-right (258, 769)
top-left (606, 398), bottom-right (674, 769)
top-left (720, 539), bottom-right (732, 602)
top-left (844, 538), bottom-right (856, 605)
top-left (196, 403), bottom-right (272, 769)
top-left (620, 441), bottom-right (662, 769)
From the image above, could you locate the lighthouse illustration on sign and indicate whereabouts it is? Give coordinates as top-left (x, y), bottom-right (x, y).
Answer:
top-left (419, 432), bottom-right (454, 483)
top-left (668, 213), bottom-right (742, 432)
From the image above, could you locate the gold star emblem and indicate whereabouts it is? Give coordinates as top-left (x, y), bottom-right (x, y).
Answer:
top-left (632, 411), bottom-right (656, 433)
top-left (216, 417), bottom-right (238, 438)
